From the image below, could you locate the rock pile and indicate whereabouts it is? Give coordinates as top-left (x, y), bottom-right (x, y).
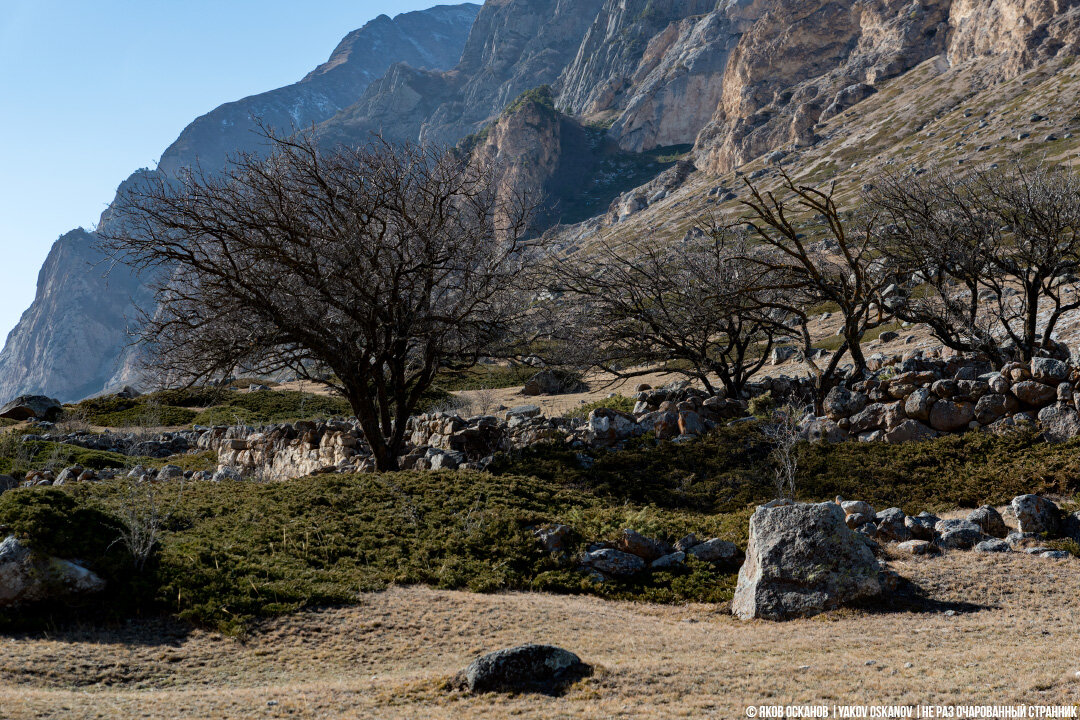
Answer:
top-left (810, 355), bottom-right (1080, 444)
top-left (577, 528), bottom-right (740, 581)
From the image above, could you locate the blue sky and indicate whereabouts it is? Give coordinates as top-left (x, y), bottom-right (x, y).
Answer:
top-left (0, 0), bottom-right (440, 343)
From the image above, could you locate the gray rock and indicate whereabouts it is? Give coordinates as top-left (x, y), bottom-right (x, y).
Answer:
top-left (650, 551), bottom-right (686, 569)
top-left (974, 538), bottom-right (1011, 553)
top-left (535, 524), bottom-right (573, 553)
top-left (1038, 404), bottom-right (1080, 443)
top-left (455, 644), bottom-right (590, 694)
top-left (966, 506), bottom-right (1007, 538)
top-left (580, 548), bottom-right (645, 577)
top-left (974, 393), bottom-right (1018, 425)
top-left (904, 512), bottom-right (940, 541)
top-left (733, 502), bottom-right (882, 621)
top-left (685, 538), bottom-right (739, 563)
top-left (823, 386), bottom-right (868, 420)
top-left (874, 508), bottom-right (911, 542)
top-left (1040, 550), bottom-right (1071, 560)
top-left (928, 400), bottom-right (975, 432)
top-left (845, 512), bottom-right (873, 528)
top-left (884, 419), bottom-right (937, 444)
top-left (1011, 380), bottom-right (1057, 408)
top-left (0, 535), bottom-right (105, 608)
top-left (156, 464), bottom-right (185, 481)
top-left (1005, 531), bottom-right (1042, 549)
top-left (674, 534), bottom-right (701, 552)
top-left (841, 500), bottom-right (874, 517)
top-left (211, 467), bottom-right (243, 482)
top-left (934, 519), bottom-right (987, 550)
top-left (895, 539), bottom-right (932, 555)
top-left (505, 405), bottom-right (542, 421)
top-left (1011, 495), bottom-right (1059, 535)
top-left (615, 529), bottom-right (672, 562)
top-left (1030, 357), bottom-right (1069, 384)
top-left (903, 388), bottom-right (935, 422)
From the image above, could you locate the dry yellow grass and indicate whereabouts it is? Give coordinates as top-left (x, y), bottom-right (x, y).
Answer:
top-left (1, 551), bottom-right (1078, 719)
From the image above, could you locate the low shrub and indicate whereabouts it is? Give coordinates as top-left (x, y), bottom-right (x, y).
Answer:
top-left (564, 395), bottom-right (636, 419)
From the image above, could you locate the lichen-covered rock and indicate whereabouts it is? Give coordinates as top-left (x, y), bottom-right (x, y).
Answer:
top-left (904, 511), bottom-right (940, 541)
top-left (974, 538), bottom-right (1011, 553)
top-left (896, 539), bottom-right (932, 555)
top-left (935, 519), bottom-right (987, 550)
top-left (454, 644), bottom-right (591, 694)
top-left (1030, 357), bottom-right (1069, 384)
top-left (974, 393), bottom-right (1018, 425)
top-left (1038, 404), bottom-right (1080, 443)
top-left (732, 502), bottom-right (882, 621)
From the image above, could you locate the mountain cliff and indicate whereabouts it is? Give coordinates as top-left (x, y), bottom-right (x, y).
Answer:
top-left (0, 4), bottom-right (480, 403)
top-left (5, 0), bottom-right (1080, 402)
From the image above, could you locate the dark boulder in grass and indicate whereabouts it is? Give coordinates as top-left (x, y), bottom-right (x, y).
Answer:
top-left (0, 395), bottom-right (62, 422)
top-left (454, 644), bottom-right (591, 694)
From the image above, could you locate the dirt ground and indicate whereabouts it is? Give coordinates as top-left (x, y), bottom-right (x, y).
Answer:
top-left (1, 551), bottom-right (1077, 719)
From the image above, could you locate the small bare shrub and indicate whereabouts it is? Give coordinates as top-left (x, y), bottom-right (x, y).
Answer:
top-left (761, 402), bottom-right (810, 500)
top-left (105, 476), bottom-right (184, 572)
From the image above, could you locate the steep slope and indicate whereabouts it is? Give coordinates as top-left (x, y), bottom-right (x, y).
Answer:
top-left (319, 0), bottom-right (606, 146)
top-left (0, 229), bottom-right (153, 402)
top-left (0, 5), bottom-right (481, 404)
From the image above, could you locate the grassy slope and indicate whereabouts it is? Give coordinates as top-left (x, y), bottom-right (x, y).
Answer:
top-left (1, 423), bottom-right (1079, 634)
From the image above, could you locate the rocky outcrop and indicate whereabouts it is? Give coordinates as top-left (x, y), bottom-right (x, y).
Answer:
top-left (733, 502), bottom-right (883, 621)
top-left (0, 6), bottom-right (481, 404)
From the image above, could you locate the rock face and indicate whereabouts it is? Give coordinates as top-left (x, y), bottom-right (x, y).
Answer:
top-left (0, 5), bottom-right (481, 404)
top-left (0, 536), bottom-right (105, 608)
top-left (455, 644), bottom-right (591, 694)
top-left (733, 502), bottom-right (882, 621)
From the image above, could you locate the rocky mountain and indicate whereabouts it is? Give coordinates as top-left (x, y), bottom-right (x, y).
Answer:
top-left (5, 0), bottom-right (1080, 402)
top-left (0, 5), bottom-right (480, 403)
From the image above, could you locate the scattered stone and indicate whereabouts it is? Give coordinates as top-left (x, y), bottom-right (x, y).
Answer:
top-left (580, 548), bottom-right (645, 577)
top-left (896, 539), bottom-right (932, 554)
top-left (685, 538), bottom-right (739, 563)
top-left (974, 538), bottom-right (1011, 553)
top-left (651, 551), bottom-right (686, 569)
top-left (535, 524), bottom-right (573, 553)
top-left (615, 529), bottom-right (671, 562)
top-left (966, 506), bottom-right (1007, 538)
top-left (875, 508), bottom-right (911, 542)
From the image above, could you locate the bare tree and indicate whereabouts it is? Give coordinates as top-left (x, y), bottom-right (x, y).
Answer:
top-left (870, 163), bottom-right (1080, 362)
top-left (99, 130), bottom-right (542, 471)
top-left (868, 168), bottom-right (1000, 359)
top-left (549, 228), bottom-right (792, 398)
top-left (740, 171), bottom-right (891, 411)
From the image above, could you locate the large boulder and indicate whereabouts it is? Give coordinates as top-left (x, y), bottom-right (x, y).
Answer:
top-left (521, 370), bottom-right (587, 397)
top-left (0, 535), bottom-right (105, 608)
top-left (454, 644), bottom-right (590, 694)
top-left (1010, 495), bottom-right (1060, 535)
top-left (0, 395), bottom-right (62, 422)
top-left (732, 502), bottom-right (882, 621)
